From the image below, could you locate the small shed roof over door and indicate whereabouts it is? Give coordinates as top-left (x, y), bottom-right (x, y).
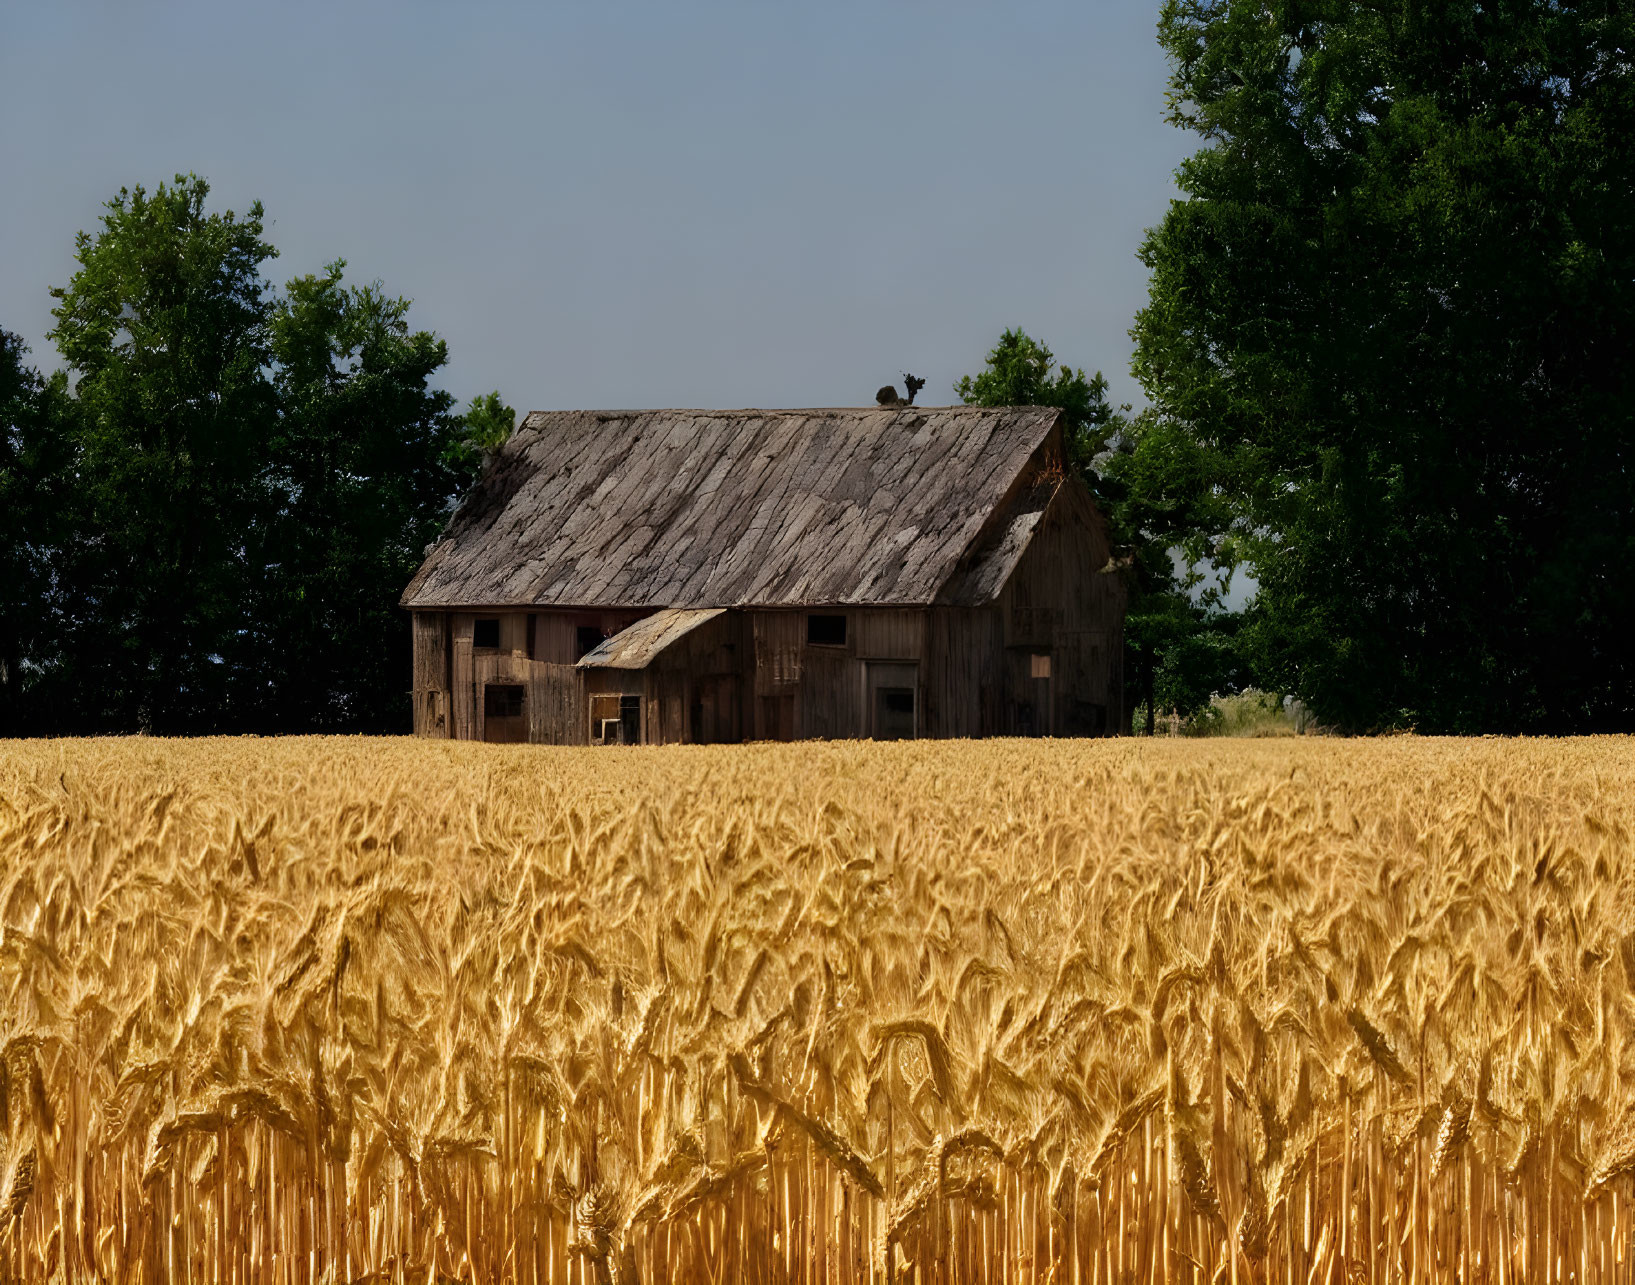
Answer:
top-left (575, 608), bottom-right (728, 670)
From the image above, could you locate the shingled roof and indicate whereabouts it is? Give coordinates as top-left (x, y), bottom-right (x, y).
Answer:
top-left (401, 406), bottom-right (1064, 610)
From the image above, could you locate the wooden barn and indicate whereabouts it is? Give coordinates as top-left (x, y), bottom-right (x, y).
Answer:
top-left (401, 406), bottom-right (1127, 743)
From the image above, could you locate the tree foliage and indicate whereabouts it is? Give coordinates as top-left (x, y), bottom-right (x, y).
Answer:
top-left (252, 262), bottom-right (472, 730)
top-left (1136, 0), bottom-right (1635, 732)
top-left (955, 329), bottom-right (1122, 479)
top-left (0, 334), bottom-right (72, 735)
top-left (1098, 405), bottom-right (1251, 731)
top-left (453, 390), bottom-right (518, 470)
top-left (47, 177), bottom-right (277, 730)
top-left (4, 175), bottom-right (500, 733)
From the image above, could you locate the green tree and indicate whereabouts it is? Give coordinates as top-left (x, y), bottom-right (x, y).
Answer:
top-left (453, 390), bottom-right (518, 469)
top-left (252, 262), bottom-right (474, 730)
top-left (955, 329), bottom-right (1122, 481)
top-left (0, 332), bottom-right (73, 733)
top-left (958, 329), bottom-right (1249, 732)
top-left (30, 176), bottom-right (502, 733)
top-left (1135, 1), bottom-right (1635, 732)
top-left (48, 176), bottom-right (277, 731)
top-left (1098, 404), bottom-right (1252, 732)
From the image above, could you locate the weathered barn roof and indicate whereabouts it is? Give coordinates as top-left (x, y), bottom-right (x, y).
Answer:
top-left (577, 609), bottom-right (725, 670)
top-left (401, 406), bottom-right (1064, 610)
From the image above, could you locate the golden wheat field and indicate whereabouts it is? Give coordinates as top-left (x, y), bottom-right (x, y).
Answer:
top-left (1, 737), bottom-right (1633, 1285)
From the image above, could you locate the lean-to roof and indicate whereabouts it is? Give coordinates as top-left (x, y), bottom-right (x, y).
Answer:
top-left (575, 609), bottom-right (726, 670)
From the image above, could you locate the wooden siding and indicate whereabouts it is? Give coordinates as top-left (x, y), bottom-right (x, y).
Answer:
top-left (411, 612), bottom-right (451, 737)
top-left (532, 614), bottom-right (580, 665)
top-left (413, 610), bottom-right (593, 744)
top-left (852, 610), bottom-right (923, 660)
top-left (923, 608), bottom-right (1004, 738)
top-left (643, 610), bottom-right (746, 746)
top-left (753, 613), bottom-right (805, 697)
top-left (451, 615), bottom-right (476, 740)
top-left (527, 664), bottom-right (585, 744)
top-left (994, 481), bottom-right (1125, 736)
top-left (743, 608), bottom-right (928, 740)
top-left (416, 593), bottom-right (1123, 744)
top-left (527, 609), bottom-right (651, 666)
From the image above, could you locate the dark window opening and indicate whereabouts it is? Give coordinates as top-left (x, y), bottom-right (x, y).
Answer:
top-left (525, 613), bottom-right (537, 660)
top-left (577, 625), bottom-right (605, 659)
top-left (620, 694), bottom-right (642, 744)
top-left (484, 684), bottom-right (524, 718)
top-left (807, 614), bottom-right (847, 646)
top-left (875, 686), bottom-right (915, 740)
top-left (473, 618), bottom-right (500, 650)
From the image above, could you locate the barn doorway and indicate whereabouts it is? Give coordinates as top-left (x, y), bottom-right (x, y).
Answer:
top-left (866, 662), bottom-right (918, 740)
top-left (482, 683), bottom-right (528, 743)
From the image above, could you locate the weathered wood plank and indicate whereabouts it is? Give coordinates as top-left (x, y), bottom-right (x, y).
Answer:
top-left (410, 612), bottom-right (449, 736)
top-left (451, 615), bottom-right (476, 741)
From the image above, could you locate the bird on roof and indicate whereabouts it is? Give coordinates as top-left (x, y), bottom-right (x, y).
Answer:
top-left (876, 373), bottom-right (926, 407)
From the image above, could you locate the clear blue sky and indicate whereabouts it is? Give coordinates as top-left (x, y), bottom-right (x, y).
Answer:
top-left (1, 1), bottom-right (1192, 413)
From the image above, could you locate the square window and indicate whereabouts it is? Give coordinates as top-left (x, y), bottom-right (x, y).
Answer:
top-left (1031, 653), bottom-right (1052, 680)
top-left (473, 618), bottom-right (500, 650)
top-left (807, 614), bottom-right (847, 646)
top-left (577, 625), bottom-right (605, 659)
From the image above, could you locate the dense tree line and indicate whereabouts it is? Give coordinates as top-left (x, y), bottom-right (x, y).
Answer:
top-left (0, 176), bottom-right (510, 735)
top-left (1133, 0), bottom-right (1635, 733)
